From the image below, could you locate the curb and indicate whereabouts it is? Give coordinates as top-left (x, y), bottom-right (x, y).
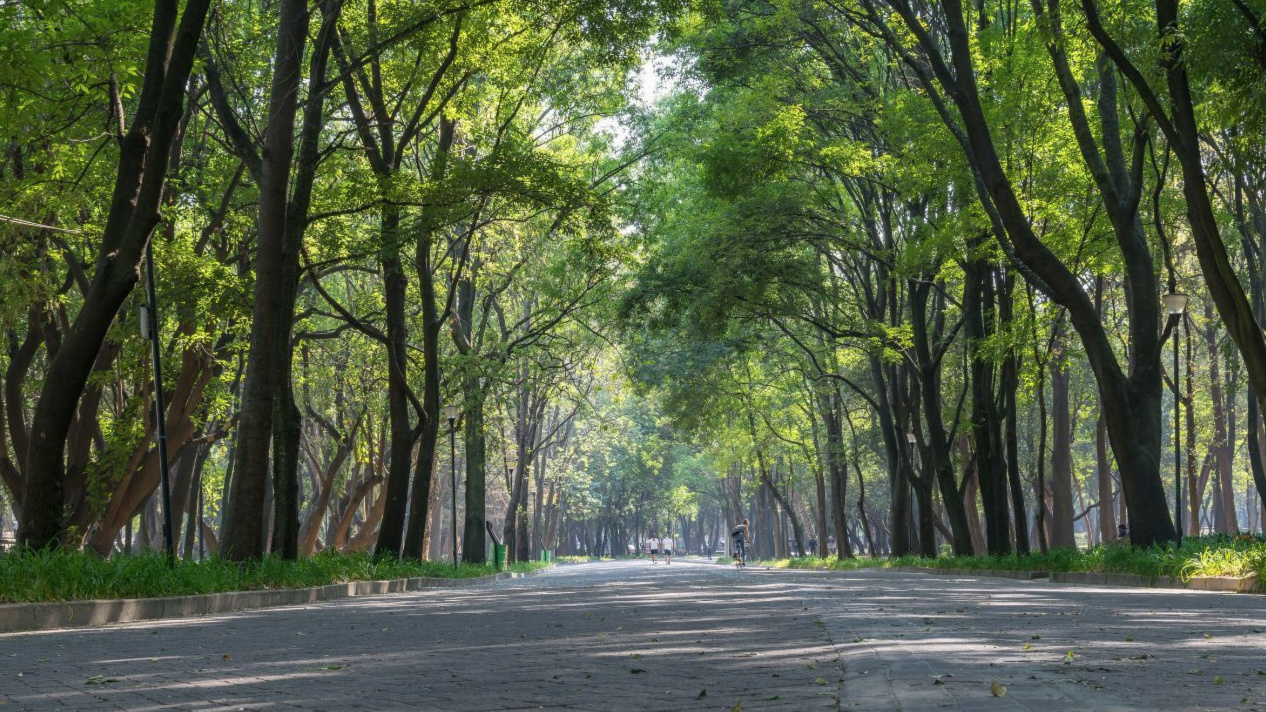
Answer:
top-left (1049, 571), bottom-right (1258, 593)
top-left (0, 567), bottom-right (549, 636)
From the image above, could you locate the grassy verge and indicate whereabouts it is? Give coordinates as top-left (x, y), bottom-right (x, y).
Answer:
top-left (773, 533), bottom-right (1266, 581)
top-left (0, 550), bottom-right (548, 604)
top-left (554, 555), bottom-right (616, 563)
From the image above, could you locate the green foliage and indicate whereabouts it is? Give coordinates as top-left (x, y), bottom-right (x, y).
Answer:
top-left (779, 534), bottom-right (1266, 583)
top-left (0, 550), bottom-right (547, 603)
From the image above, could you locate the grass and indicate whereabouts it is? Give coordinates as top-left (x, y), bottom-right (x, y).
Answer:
top-left (554, 555), bottom-right (615, 563)
top-left (0, 549), bottom-right (549, 603)
top-left (775, 533), bottom-right (1266, 583)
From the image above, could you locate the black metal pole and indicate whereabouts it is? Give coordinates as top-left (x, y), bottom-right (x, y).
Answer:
top-left (1174, 316), bottom-right (1183, 549)
top-left (449, 417), bottom-right (457, 568)
top-left (145, 240), bottom-right (176, 563)
top-left (197, 471), bottom-right (204, 560)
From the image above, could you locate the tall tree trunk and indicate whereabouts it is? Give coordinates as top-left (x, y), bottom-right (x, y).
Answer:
top-left (19, 0), bottom-right (212, 550)
top-left (459, 374), bottom-right (487, 564)
top-left (1206, 301), bottom-right (1238, 532)
top-left (374, 209), bottom-right (413, 559)
top-left (820, 392), bottom-right (853, 559)
top-left (883, 0), bottom-right (1176, 546)
top-left (402, 117), bottom-right (456, 559)
top-left (221, 0), bottom-right (310, 561)
top-left (1000, 273), bottom-right (1030, 554)
top-left (1184, 314), bottom-right (1200, 536)
top-left (909, 280), bottom-right (973, 555)
top-left (965, 255), bottom-right (1010, 554)
top-left (1049, 344), bottom-right (1077, 548)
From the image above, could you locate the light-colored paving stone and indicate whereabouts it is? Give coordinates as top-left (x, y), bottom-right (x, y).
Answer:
top-left (1, 561), bottom-right (1263, 711)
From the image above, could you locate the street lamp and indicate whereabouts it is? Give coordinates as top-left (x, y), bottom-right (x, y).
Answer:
top-left (528, 487), bottom-right (537, 561)
top-left (442, 404), bottom-right (460, 568)
top-left (140, 240), bottom-right (175, 563)
top-left (905, 431), bottom-right (918, 549)
top-left (506, 455), bottom-right (519, 563)
top-left (1165, 292), bottom-right (1188, 547)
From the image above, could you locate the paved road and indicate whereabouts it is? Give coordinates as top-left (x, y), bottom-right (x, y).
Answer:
top-left (2, 560), bottom-right (1265, 711)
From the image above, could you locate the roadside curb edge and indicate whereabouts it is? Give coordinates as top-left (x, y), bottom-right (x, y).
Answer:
top-left (0, 566), bottom-right (552, 635)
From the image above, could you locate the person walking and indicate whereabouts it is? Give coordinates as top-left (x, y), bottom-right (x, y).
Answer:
top-left (808, 534), bottom-right (819, 557)
top-left (731, 520), bottom-right (750, 566)
top-left (648, 534), bottom-right (659, 564)
top-left (661, 533), bottom-right (675, 564)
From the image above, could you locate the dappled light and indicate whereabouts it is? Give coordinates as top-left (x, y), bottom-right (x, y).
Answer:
top-left (4, 0), bottom-right (1266, 708)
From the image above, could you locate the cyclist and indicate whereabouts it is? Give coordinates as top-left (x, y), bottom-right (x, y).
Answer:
top-left (731, 519), bottom-right (750, 566)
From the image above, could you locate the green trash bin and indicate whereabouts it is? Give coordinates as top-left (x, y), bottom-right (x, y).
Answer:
top-left (540, 550), bottom-right (551, 563)
top-left (492, 543), bottom-right (508, 571)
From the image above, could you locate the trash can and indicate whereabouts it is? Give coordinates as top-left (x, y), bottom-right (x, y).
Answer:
top-left (493, 543), bottom-right (508, 571)
top-left (540, 550), bottom-right (551, 563)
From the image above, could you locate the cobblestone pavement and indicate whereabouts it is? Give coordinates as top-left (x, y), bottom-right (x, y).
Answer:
top-left (1, 560), bottom-right (1265, 711)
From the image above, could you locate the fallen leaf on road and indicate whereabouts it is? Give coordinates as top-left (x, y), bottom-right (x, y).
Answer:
top-left (85, 675), bottom-right (119, 685)
top-left (221, 655), bottom-right (231, 660)
top-left (990, 680), bottom-right (1006, 697)
top-left (696, 690), bottom-right (706, 699)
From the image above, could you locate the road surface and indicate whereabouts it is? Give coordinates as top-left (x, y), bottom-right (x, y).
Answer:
top-left (2, 559), bottom-right (1265, 710)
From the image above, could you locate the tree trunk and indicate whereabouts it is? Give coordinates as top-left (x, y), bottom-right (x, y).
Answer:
top-left (373, 212), bottom-right (414, 559)
top-left (1000, 273), bottom-right (1030, 554)
top-left (965, 255), bottom-right (1011, 554)
top-left (1049, 347), bottom-right (1077, 549)
top-left (1206, 301), bottom-right (1238, 532)
top-left (221, 0), bottom-right (310, 561)
top-left (909, 279), bottom-right (974, 555)
top-left (19, 0), bottom-right (212, 550)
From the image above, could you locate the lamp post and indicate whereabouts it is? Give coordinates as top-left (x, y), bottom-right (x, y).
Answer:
top-left (140, 240), bottom-right (175, 563)
top-left (1164, 292), bottom-right (1188, 547)
top-left (505, 455), bottom-right (519, 564)
top-left (442, 405), bottom-right (460, 568)
top-left (528, 487), bottom-right (537, 561)
top-left (905, 431), bottom-right (918, 549)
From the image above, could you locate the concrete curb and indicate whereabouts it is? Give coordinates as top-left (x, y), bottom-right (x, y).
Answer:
top-left (887, 566), bottom-right (1259, 593)
top-left (0, 567), bottom-right (549, 636)
top-left (1049, 571), bottom-right (1259, 592)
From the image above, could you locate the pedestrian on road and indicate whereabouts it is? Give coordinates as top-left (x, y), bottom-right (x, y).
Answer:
top-left (731, 520), bottom-right (749, 566)
top-left (662, 534), bottom-right (675, 564)
top-left (648, 535), bottom-right (659, 564)
top-left (808, 534), bottom-right (818, 557)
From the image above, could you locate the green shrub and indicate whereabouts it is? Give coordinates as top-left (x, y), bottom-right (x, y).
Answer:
top-left (0, 549), bottom-right (544, 603)
top-left (777, 534), bottom-right (1266, 583)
